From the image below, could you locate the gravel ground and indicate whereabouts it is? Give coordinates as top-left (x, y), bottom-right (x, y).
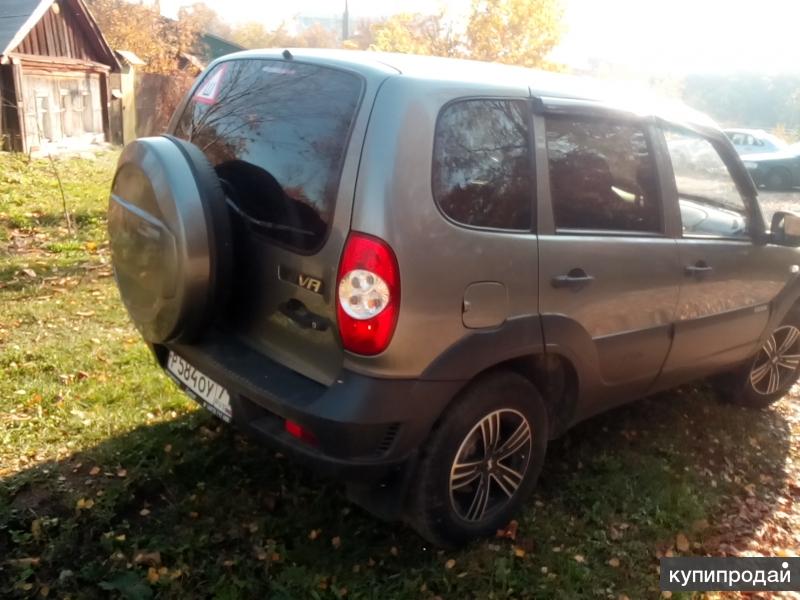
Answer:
top-left (758, 189), bottom-right (800, 225)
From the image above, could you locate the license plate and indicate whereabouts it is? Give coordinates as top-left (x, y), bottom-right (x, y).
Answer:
top-left (166, 352), bottom-right (232, 422)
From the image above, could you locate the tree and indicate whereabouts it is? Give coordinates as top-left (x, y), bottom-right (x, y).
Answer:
top-left (370, 12), bottom-right (462, 57)
top-left (177, 2), bottom-right (232, 39)
top-left (87, 0), bottom-right (202, 74)
top-left (294, 23), bottom-right (338, 49)
top-left (344, 18), bottom-right (380, 50)
top-left (370, 1), bottom-right (564, 70)
top-left (230, 22), bottom-right (296, 50)
top-left (466, 0), bottom-right (563, 68)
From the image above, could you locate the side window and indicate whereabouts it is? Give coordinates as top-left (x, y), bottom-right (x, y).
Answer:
top-left (545, 117), bottom-right (661, 232)
top-left (663, 129), bottom-right (750, 239)
top-left (432, 99), bottom-right (532, 230)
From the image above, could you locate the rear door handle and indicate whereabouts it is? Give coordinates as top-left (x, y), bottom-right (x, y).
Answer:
top-left (551, 268), bottom-right (595, 289)
top-left (685, 262), bottom-right (713, 275)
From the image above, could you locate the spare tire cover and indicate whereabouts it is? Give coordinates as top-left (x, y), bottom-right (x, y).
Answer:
top-left (108, 135), bottom-right (231, 343)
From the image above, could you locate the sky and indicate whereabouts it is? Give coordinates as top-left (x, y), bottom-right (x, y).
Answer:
top-left (158, 0), bottom-right (800, 75)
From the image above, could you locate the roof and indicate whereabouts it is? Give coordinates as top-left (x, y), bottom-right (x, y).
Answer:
top-left (199, 32), bottom-right (243, 61)
top-left (116, 49), bottom-right (145, 66)
top-left (0, 0), bottom-right (119, 69)
top-left (0, 0), bottom-right (51, 55)
top-left (215, 49), bottom-right (718, 132)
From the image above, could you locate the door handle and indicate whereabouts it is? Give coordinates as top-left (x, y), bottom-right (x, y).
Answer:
top-left (685, 261), bottom-right (713, 276)
top-left (551, 268), bottom-right (595, 289)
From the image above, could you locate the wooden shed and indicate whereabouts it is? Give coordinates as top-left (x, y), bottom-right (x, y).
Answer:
top-left (0, 0), bottom-right (119, 152)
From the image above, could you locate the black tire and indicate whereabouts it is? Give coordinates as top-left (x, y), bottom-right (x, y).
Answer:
top-left (406, 371), bottom-right (548, 547)
top-left (766, 167), bottom-right (792, 191)
top-left (715, 315), bottom-right (800, 409)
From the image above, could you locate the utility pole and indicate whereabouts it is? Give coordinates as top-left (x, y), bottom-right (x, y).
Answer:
top-left (342, 0), bottom-right (350, 41)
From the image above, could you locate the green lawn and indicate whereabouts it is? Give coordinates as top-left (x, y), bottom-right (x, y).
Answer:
top-left (1, 151), bottom-right (797, 599)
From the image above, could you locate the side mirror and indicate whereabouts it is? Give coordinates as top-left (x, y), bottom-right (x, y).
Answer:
top-left (771, 211), bottom-right (800, 247)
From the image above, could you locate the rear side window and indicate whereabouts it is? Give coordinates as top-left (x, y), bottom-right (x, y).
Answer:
top-left (663, 128), bottom-right (750, 239)
top-left (432, 99), bottom-right (533, 230)
top-left (546, 117), bottom-right (661, 233)
top-left (174, 60), bottom-right (363, 252)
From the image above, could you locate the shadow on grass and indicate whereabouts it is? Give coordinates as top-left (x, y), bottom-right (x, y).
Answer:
top-left (0, 386), bottom-right (794, 599)
top-left (1, 209), bottom-right (105, 232)
top-left (0, 255), bottom-right (109, 294)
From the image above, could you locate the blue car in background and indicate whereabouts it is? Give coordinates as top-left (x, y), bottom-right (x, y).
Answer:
top-left (724, 128), bottom-right (789, 155)
top-left (741, 149), bottom-right (800, 190)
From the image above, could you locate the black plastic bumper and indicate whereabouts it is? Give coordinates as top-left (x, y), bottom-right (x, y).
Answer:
top-left (152, 336), bottom-right (463, 486)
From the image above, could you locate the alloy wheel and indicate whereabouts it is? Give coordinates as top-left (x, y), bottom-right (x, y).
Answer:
top-left (449, 409), bottom-right (532, 523)
top-left (749, 324), bottom-right (800, 395)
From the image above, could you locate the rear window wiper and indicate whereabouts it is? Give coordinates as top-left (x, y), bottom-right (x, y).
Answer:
top-left (225, 197), bottom-right (315, 236)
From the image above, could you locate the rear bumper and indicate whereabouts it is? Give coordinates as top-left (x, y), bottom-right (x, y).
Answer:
top-left (152, 336), bottom-right (462, 486)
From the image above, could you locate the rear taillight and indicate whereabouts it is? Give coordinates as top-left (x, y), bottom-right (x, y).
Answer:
top-left (284, 419), bottom-right (318, 446)
top-left (336, 233), bottom-right (400, 355)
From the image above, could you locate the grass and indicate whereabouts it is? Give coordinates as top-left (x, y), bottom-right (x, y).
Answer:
top-left (0, 150), bottom-right (797, 599)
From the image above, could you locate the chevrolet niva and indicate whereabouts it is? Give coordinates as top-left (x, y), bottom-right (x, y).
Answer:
top-left (107, 50), bottom-right (800, 546)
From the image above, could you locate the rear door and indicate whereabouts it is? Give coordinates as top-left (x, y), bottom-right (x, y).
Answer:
top-left (535, 105), bottom-right (682, 410)
top-left (172, 57), bottom-right (388, 384)
top-left (658, 127), bottom-right (788, 378)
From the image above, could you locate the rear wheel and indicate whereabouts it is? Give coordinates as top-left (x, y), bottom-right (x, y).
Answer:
top-left (406, 371), bottom-right (548, 547)
top-left (766, 167), bottom-right (792, 191)
top-left (716, 317), bottom-right (800, 409)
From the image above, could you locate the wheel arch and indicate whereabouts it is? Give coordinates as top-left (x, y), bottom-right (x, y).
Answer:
top-left (420, 315), bottom-right (584, 440)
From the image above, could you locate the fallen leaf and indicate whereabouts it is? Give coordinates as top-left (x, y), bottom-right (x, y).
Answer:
top-left (574, 554), bottom-right (586, 563)
top-left (608, 557), bottom-right (621, 568)
top-left (496, 519), bottom-right (519, 541)
top-left (5, 557), bottom-right (40, 567)
top-left (676, 533), bottom-right (690, 553)
top-left (514, 547), bottom-right (526, 558)
top-left (31, 519), bottom-right (42, 541)
top-left (76, 498), bottom-right (94, 510)
top-left (331, 536), bottom-right (341, 549)
top-left (139, 508), bottom-right (151, 517)
top-left (134, 551), bottom-right (161, 566)
top-left (89, 466), bottom-right (100, 476)
top-left (116, 468), bottom-right (127, 478)
top-left (147, 567), bottom-right (159, 584)
top-left (445, 558), bottom-right (456, 569)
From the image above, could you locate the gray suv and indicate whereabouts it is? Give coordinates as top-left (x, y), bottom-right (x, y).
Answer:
top-left (107, 49), bottom-right (800, 546)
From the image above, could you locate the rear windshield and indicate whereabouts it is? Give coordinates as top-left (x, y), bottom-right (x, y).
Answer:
top-left (174, 59), bottom-right (363, 251)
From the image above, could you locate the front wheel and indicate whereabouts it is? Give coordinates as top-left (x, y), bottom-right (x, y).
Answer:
top-left (766, 167), bottom-right (792, 191)
top-left (406, 371), bottom-right (548, 547)
top-left (716, 318), bottom-right (800, 409)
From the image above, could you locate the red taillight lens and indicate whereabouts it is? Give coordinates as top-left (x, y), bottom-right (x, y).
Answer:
top-left (284, 419), bottom-right (318, 446)
top-left (336, 233), bottom-right (400, 355)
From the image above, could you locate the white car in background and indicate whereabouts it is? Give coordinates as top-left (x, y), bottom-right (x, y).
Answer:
top-left (724, 128), bottom-right (789, 155)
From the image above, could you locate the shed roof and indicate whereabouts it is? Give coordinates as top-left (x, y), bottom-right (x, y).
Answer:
top-left (0, 0), bottom-right (119, 69)
top-left (0, 0), bottom-right (49, 56)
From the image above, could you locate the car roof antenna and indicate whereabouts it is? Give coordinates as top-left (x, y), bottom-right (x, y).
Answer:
top-left (282, 49), bottom-right (293, 60)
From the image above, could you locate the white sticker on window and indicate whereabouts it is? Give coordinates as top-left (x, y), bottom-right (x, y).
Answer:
top-left (195, 65), bottom-right (226, 105)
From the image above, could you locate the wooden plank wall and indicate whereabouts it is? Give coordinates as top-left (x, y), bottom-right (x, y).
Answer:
top-left (14, 3), bottom-right (101, 63)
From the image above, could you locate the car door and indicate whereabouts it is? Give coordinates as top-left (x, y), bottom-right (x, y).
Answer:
top-left (535, 105), bottom-right (682, 413)
top-left (657, 126), bottom-right (790, 381)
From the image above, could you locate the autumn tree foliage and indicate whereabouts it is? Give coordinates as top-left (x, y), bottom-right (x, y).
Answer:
top-left (369, 12), bottom-right (462, 57)
top-left (87, 0), bottom-right (203, 74)
top-left (371, 0), bottom-right (564, 70)
top-left (229, 22), bottom-right (338, 51)
top-left (466, 0), bottom-right (564, 68)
